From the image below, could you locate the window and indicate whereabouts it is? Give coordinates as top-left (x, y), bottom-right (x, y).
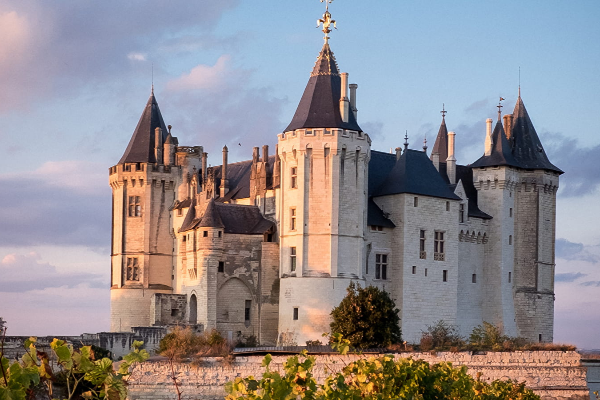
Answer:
top-left (375, 254), bottom-right (388, 280)
top-left (419, 230), bottom-right (426, 259)
top-left (218, 231), bottom-right (222, 238)
top-left (128, 196), bottom-right (141, 217)
top-left (218, 261), bottom-right (224, 273)
top-left (291, 167), bottom-right (298, 188)
top-left (370, 225), bottom-right (383, 232)
top-left (434, 231), bottom-right (445, 261)
top-left (126, 257), bottom-right (140, 281)
top-left (293, 307), bottom-right (299, 320)
top-left (412, 266), bottom-right (416, 274)
top-left (459, 204), bottom-right (465, 223)
top-left (424, 268), bottom-right (428, 277)
top-left (203, 231), bottom-right (208, 237)
top-left (509, 208), bottom-right (513, 217)
top-left (290, 208), bottom-right (297, 230)
top-left (509, 235), bottom-right (512, 245)
top-left (538, 334), bottom-right (542, 343)
top-left (508, 272), bottom-right (512, 283)
top-left (177, 208), bottom-right (183, 217)
top-left (472, 273), bottom-right (477, 283)
top-left (290, 247), bottom-right (297, 272)
top-left (414, 197), bottom-right (418, 207)
top-left (446, 201), bottom-right (450, 211)
top-left (245, 300), bottom-right (251, 321)
top-left (443, 270), bottom-right (448, 282)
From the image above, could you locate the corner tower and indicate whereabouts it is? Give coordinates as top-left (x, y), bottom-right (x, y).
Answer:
top-left (277, 5), bottom-right (371, 345)
top-left (109, 89), bottom-right (181, 332)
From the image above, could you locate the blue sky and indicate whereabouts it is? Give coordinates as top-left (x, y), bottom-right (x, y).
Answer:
top-left (0, 0), bottom-right (599, 349)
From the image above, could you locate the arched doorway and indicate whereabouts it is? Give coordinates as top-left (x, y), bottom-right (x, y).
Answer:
top-left (189, 294), bottom-right (197, 324)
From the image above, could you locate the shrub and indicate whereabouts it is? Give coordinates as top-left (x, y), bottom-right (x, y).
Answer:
top-left (305, 339), bottom-right (323, 346)
top-left (158, 327), bottom-right (232, 360)
top-left (419, 320), bottom-right (464, 351)
top-left (330, 282), bottom-right (401, 348)
top-left (469, 321), bottom-right (508, 350)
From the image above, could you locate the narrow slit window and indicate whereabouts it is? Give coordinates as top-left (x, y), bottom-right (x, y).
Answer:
top-left (412, 266), bottom-right (416, 274)
top-left (459, 203), bottom-right (465, 223)
top-left (419, 230), bottom-right (426, 259)
top-left (245, 300), bottom-right (251, 321)
top-left (291, 167), bottom-right (298, 189)
top-left (443, 270), bottom-right (448, 282)
top-left (218, 261), bottom-right (224, 273)
top-left (290, 208), bottom-right (297, 231)
top-left (414, 197), bottom-right (418, 207)
top-left (290, 247), bottom-right (297, 272)
top-left (472, 273), bottom-right (477, 283)
top-left (293, 307), bottom-right (299, 320)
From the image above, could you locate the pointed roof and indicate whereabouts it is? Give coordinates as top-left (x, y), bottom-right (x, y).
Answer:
top-left (284, 43), bottom-right (362, 132)
top-left (198, 200), bottom-right (225, 228)
top-left (510, 96), bottom-right (563, 173)
top-left (119, 90), bottom-right (168, 164)
top-left (430, 117), bottom-right (449, 161)
top-left (373, 149), bottom-right (460, 200)
top-left (471, 121), bottom-right (521, 169)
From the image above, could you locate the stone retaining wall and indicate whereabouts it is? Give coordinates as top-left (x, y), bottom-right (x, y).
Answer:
top-left (127, 351), bottom-right (589, 400)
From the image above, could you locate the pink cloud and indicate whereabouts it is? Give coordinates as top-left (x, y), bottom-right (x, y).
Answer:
top-left (166, 55), bottom-right (232, 92)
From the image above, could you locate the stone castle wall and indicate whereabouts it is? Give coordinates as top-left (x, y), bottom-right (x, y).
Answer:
top-left (126, 351), bottom-right (589, 400)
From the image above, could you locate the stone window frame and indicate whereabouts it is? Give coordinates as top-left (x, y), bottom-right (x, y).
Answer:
top-left (459, 203), bottom-right (465, 223)
top-left (443, 269), bottom-right (448, 282)
top-left (290, 247), bottom-right (297, 272)
top-left (290, 166), bottom-right (298, 189)
top-left (126, 257), bottom-right (140, 281)
top-left (472, 273), bottom-right (477, 283)
top-left (375, 253), bottom-right (388, 280)
top-left (434, 230), bottom-right (445, 261)
top-left (419, 229), bottom-right (426, 259)
top-left (412, 265), bottom-right (416, 275)
top-left (413, 196), bottom-right (419, 207)
top-left (290, 207), bottom-right (297, 231)
top-left (128, 195), bottom-right (142, 217)
top-left (244, 300), bottom-right (251, 322)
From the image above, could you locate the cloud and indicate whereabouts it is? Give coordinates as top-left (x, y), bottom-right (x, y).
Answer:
top-left (555, 272), bottom-right (586, 283)
top-left (555, 238), bottom-right (600, 263)
top-left (0, 252), bottom-right (106, 292)
top-left (167, 55), bottom-right (231, 92)
top-left (0, 160), bottom-right (110, 248)
top-left (580, 281), bottom-right (600, 287)
top-left (127, 52), bottom-right (147, 62)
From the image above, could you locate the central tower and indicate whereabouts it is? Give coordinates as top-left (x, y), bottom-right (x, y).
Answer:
top-left (277, 3), bottom-right (371, 345)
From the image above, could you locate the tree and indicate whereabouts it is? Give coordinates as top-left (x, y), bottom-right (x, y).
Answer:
top-left (330, 281), bottom-right (401, 348)
top-left (0, 318), bottom-right (5, 331)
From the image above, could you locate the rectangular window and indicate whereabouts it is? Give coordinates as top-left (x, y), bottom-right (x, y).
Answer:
top-left (509, 235), bottom-right (513, 245)
top-left (459, 204), bottom-right (465, 223)
top-left (434, 231), bottom-right (445, 261)
top-left (291, 167), bottom-right (298, 189)
top-left (290, 247), bottom-right (297, 272)
top-left (245, 300), bottom-right (251, 321)
top-left (509, 208), bottom-right (513, 217)
top-left (412, 266), bottom-right (416, 274)
top-left (419, 230), bottom-right (426, 259)
top-left (370, 225), bottom-right (383, 232)
top-left (446, 201), bottom-right (450, 211)
top-left (128, 196), bottom-right (141, 217)
top-left (203, 231), bottom-right (208, 237)
top-left (177, 208), bottom-right (183, 217)
top-left (414, 197), bottom-right (418, 207)
top-left (375, 254), bottom-right (388, 280)
top-left (508, 272), bottom-right (512, 283)
top-left (443, 270), bottom-right (448, 282)
top-left (538, 334), bottom-right (542, 343)
top-left (218, 231), bottom-right (222, 238)
top-left (293, 307), bottom-right (299, 320)
top-left (424, 268), bottom-right (428, 277)
top-left (472, 273), bottom-right (477, 283)
top-left (290, 208), bottom-right (297, 231)
top-left (126, 257), bottom-right (140, 281)
top-left (218, 261), bottom-right (224, 273)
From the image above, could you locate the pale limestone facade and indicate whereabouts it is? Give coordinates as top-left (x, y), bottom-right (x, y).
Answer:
top-left (109, 29), bottom-right (560, 347)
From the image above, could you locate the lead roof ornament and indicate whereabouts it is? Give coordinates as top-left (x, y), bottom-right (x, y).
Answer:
top-left (317, 0), bottom-right (336, 43)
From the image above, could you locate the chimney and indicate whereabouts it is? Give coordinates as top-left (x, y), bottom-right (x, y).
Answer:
top-left (447, 131), bottom-right (456, 185)
top-left (349, 83), bottom-right (358, 120)
top-left (154, 127), bottom-right (163, 164)
top-left (220, 145), bottom-right (229, 197)
top-left (339, 72), bottom-right (350, 123)
top-left (273, 143), bottom-right (281, 188)
top-left (262, 145), bottom-right (269, 164)
top-left (484, 118), bottom-right (493, 156)
top-left (395, 147), bottom-right (402, 161)
top-left (252, 147), bottom-right (260, 163)
top-left (503, 114), bottom-right (514, 143)
top-left (201, 152), bottom-right (208, 189)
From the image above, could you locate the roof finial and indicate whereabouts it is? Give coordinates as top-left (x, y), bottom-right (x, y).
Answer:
top-left (317, 0), bottom-right (336, 44)
top-left (497, 97), bottom-right (505, 121)
top-left (423, 134), bottom-right (428, 153)
top-left (151, 63), bottom-right (154, 95)
top-left (441, 103), bottom-right (447, 119)
top-left (518, 66), bottom-right (521, 98)
top-left (404, 130), bottom-right (409, 151)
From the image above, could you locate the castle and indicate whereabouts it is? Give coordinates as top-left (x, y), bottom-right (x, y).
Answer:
top-left (109, 7), bottom-right (562, 346)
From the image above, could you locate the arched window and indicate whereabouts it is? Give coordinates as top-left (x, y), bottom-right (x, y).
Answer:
top-left (189, 294), bottom-right (197, 324)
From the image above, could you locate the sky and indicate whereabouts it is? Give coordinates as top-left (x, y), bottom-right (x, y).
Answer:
top-left (0, 0), bottom-right (599, 349)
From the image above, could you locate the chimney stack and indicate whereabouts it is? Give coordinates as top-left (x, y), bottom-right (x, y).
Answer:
top-left (220, 145), bottom-right (229, 197)
top-left (395, 147), bottom-right (402, 161)
top-left (484, 118), bottom-right (493, 156)
top-left (503, 114), bottom-right (514, 143)
top-left (339, 72), bottom-right (350, 123)
top-left (447, 131), bottom-right (456, 185)
top-left (154, 127), bottom-right (163, 164)
top-left (262, 145), bottom-right (269, 164)
top-left (349, 83), bottom-right (358, 120)
top-left (201, 152), bottom-right (208, 189)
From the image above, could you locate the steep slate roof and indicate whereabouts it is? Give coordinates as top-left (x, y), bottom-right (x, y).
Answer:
top-left (373, 149), bottom-right (460, 200)
top-left (437, 163), bottom-right (491, 219)
top-left (470, 120), bottom-right (520, 169)
top-left (430, 117), bottom-right (449, 161)
top-left (367, 198), bottom-right (396, 228)
top-left (284, 43), bottom-right (362, 132)
top-left (510, 96), bottom-right (563, 173)
top-left (180, 201), bottom-right (273, 234)
top-left (210, 155), bottom-right (277, 201)
top-left (366, 151), bottom-right (397, 227)
top-left (197, 200), bottom-right (224, 228)
top-left (119, 90), bottom-right (168, 164)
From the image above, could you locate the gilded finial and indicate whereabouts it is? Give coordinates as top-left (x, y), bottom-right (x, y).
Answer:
top-left (317, 0), bottom-right (336, 43)
top-left (497, 97), bottom-right (505, 121)
top-left (404, 130), bottom-right (409, 151)
top-left (441, 103), bottom-right (447, 119)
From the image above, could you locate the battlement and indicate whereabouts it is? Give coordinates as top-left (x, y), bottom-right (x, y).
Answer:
top-left (278, 128), bottom-right (371, 147)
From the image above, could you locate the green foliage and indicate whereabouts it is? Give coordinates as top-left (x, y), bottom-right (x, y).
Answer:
top-left (158, 327), bottom-right (231, 360)
top-left (420, 320), bottom-right (465, 351)
top-left (469, 322), bottom-right (508, 351)
top-left (330, 282), bottom-right (401, 348)
top-left (0, 335), bottom-right (148, 400)
top-left (225, 349), bottom-right (541, 400)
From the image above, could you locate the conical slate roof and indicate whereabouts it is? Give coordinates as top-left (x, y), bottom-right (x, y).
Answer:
top-left (430, 117), bottom-right (449, 161)
top-left (510, 96), bottom-right (562, 173)
top-left (471, 121), bottom-right (520, 169)
top-left (198, 200), bottom-right (225, 228)
top-left (119, 90), bottom-right (168, 164)
top-left (284, 43), bottom-right (362, 132)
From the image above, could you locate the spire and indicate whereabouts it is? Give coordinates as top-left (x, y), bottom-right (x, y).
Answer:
top-left (317, 0), bottom-right (336, 44)
top-left (430, 105), bottom-right (449, 161)
top-left (119, 89), bottom-right (168, 164)
top-left (509, 94), bottom-right (563, 173)
top-left (471, 120), bottom-right (520, 169)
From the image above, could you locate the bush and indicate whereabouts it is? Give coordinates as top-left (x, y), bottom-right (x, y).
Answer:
top-left (419, 320), bottom-right (464, 351)
top-left (158, 327), bottom-right (232, 360)
top-left (469, 321), bottom-right (508, 351)
top-left (330, 282), bottom-right (401, 348)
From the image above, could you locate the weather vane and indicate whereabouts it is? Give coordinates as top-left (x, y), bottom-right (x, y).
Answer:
top-left (317, 0), bottom-right (336, 43)
top-left (497, 97), bottom-right (505, 120)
